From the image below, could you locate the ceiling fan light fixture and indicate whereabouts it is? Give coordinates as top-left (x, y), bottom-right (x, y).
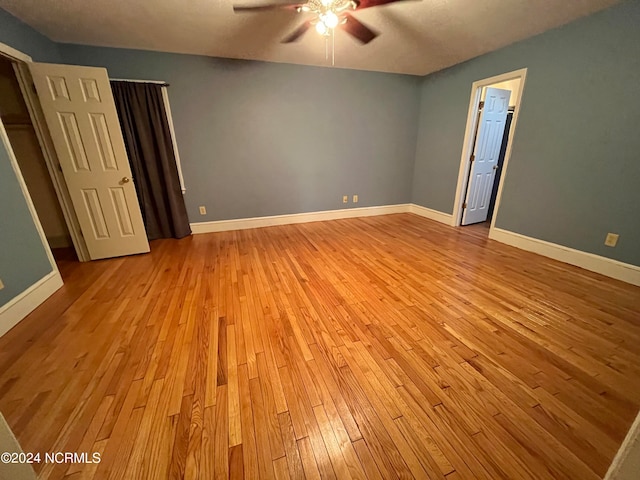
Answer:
top-left (315, 21), bottom-right (329, 34)
top-left (321, 11), bottom-right (339, 28)
top-left (233, 0), bottom-right (385, 53)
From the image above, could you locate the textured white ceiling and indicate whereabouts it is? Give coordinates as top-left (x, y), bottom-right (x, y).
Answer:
top-left (0, 0), bottom-right (621, 75)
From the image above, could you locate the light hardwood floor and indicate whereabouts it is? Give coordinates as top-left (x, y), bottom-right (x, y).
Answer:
top-left (1, 213), bottom-right (639, 479)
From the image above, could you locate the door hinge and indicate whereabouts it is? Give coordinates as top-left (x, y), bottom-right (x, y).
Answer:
top-left (470, 154), bottom-right (475, 163)
top-left (479, 101), bottom-right (484, 109)
top-left (463, 202), bottom-right (467, 209)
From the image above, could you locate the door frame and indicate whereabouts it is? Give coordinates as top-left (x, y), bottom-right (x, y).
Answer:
top-left (0, 42), bottom-right (90, 261)
top-left (452, 68), bottom-right (527, 231)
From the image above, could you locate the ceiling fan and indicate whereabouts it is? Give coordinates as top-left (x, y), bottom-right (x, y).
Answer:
top-left (233, 0), bottom-right (413, 45)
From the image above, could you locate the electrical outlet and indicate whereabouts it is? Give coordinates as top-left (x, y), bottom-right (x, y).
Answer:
top-left (342, 195), bottom-right (348, 204)
top-left (604, 233), bottom-right (619, 247)
top-left (0, 278), bottom-right (4, 290)
top-left (199, 206), bottom-right (207, 215)
top-left (353, 194), bottom-right (358, 203)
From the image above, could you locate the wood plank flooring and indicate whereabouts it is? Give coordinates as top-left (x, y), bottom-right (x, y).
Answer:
top-left (1, 213), bottom-right (639, 479)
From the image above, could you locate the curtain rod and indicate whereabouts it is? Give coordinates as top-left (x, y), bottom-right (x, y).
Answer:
top-left (110, 78), bottom-right (170, 87)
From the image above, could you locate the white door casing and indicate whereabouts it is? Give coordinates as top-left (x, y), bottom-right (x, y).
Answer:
top-left (29, 62), bottom-right (149, 259)
top-left (462, 87), bottom-right (511, 226)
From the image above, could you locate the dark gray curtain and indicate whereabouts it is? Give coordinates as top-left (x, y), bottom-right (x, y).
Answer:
top-left (110, 81), bottom-right (191, 240)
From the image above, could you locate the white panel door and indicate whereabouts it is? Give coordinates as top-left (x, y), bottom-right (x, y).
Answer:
top-left (29, 62), bottom-right (149, 259)
top-left (462, 87), bottom-right (511, 226)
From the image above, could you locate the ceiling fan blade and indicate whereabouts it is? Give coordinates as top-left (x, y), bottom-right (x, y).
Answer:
top-left (342, 14), bottom-right (379, 44)
top-left (355, 0), bottom-right (418, 9)
top-left (233, 2), bottom-right (303, 12)
top-left (282, 21), bottom-right (312, 43)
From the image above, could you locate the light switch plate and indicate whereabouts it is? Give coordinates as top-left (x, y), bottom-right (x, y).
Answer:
top-left (604, 233), bottom-right (619, 247)
top-left (199, 206), bottom-right (207, 215)
top-left (342, 196), bottom-right (348, 204)
top-left (353, 194), bottom-right (358, 203)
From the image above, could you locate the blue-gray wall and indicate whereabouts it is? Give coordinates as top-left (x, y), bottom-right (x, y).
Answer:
top-left (0, 7), bottom-right (60, 62)
top-left (412, 0), bottom-right (640, 266)
top-left (59, 46), bottom-right (421, 222)
top-left (0, 9), bottom-right (58, 309)
top-left (0, 135), bottom-right (53, 305)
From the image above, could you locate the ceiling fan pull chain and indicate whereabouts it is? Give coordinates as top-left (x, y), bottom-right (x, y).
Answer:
top-left (332, 28), bottom-right (335, 66)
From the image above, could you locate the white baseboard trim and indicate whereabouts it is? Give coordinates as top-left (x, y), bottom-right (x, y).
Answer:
top-left (605, 409), bottom-right (640, 479)
top-left (408, 204), bottom-right (453, 225)
top-left (190, 204), bottom-right (411, 234)
top-left (490, 228), bottom-right (640, 286)
top-left (0, 271), bottom-right (63, 338)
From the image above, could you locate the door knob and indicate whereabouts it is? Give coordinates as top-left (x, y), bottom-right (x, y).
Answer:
top-left (492, 165), bottom-right (498, 170)
top-left (121, 177), bottom-right (130, 183)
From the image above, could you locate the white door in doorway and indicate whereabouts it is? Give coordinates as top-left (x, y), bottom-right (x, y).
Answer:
top-left (29, 63), bottom-right (149, 259)
top-left (462, 87), bottom-right (511, 226)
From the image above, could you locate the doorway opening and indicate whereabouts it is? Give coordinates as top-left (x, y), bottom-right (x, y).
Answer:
top-left (0, 53), bottom-right (83, 267)
top-left (452, 68), bottom-right (527, 236)
top-left (1, 42), bottom-right (190, 264)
